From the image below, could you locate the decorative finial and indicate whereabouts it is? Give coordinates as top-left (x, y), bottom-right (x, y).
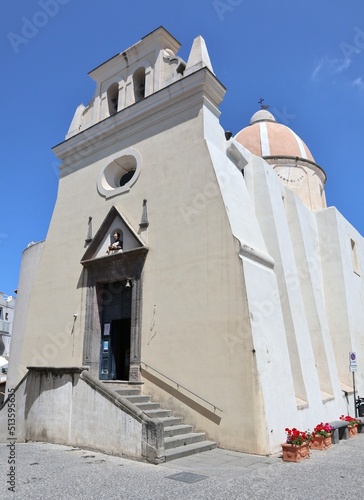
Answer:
top-left (139, 199), bottom-right (149, 229)
top-left (85, 216), bottom-right (93, 244)
top-left (258, 98), bottom-right (270, 110)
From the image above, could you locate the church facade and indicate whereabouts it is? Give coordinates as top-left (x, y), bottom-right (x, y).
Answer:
top-left (3, 27), bottom-right (364, 459)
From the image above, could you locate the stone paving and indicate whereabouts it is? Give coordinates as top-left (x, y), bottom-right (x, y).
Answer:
top-left (1, 435), bottom-right (364, 499)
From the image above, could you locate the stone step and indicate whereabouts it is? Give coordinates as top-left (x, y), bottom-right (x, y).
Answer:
top-left (164, 440), bottom-right (217, 461)
top-left (124, 395), bottom-right (152, 404)
top-left (164, 432), bottom-right (206, 450)
top-left (103, 381), bottom-right (217, 462)
top-left (135, 402), bottom-right (161, 411)
top-left (113, 389), bottom-right (142, 396)
top-left (102, 383), bottom-right (141, 397)
top-left (159, 416), bottom-right (184, 427)
top-left (144, 408), bottom-right (173, 419)
top-left (164, 424), bottom-right (194, 437)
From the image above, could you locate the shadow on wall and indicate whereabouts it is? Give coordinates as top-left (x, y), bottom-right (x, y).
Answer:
top-left (141, 368), bottom-right (222, 425)
top-left (24, 367), bottom-right (80, 421)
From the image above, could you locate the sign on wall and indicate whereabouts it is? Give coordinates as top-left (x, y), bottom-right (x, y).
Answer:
top-left (349, 352), bottom-right (357, 372)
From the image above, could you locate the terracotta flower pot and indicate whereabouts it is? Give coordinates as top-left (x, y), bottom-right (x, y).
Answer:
top-left (348, 425), bottom-right (358, 437)
top-left (281, 442), bottom-right (310, 462)
top-left (310, 434), bottom-right (332, 450)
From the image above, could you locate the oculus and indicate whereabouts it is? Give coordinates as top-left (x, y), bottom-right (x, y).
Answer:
top-left (98, 148), bottom-right (142, 198)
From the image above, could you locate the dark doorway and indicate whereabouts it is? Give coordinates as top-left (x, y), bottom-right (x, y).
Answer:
top-left (99, 281), bottom-right (131, 380)
top-left (110, 318), bottom-right (131, 380)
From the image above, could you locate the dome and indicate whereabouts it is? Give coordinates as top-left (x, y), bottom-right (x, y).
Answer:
top-left (235, 110), bottom-right (315, 162)
top-left (249, 109), bottom-right (276, 124)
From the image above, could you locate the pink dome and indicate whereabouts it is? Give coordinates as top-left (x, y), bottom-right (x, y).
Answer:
top-left (235, 110), bottom-right (314, 162)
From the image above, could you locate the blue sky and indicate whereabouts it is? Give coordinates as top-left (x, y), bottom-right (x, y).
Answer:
top-left (1, 0), bottom-right (364, 295)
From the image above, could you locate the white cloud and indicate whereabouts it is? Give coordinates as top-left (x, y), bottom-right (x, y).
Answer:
top-left (311, 56), bottom-right (352, 82)
top-left (311, 62), bottom-right (322, 81)
top-left (352, 77), bottom-right (364, 89)
top-left (334, 58), bottom-right (352, 73)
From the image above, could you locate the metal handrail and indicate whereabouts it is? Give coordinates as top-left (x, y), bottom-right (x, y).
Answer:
top-left (141, 362), bottom-right (223, 413)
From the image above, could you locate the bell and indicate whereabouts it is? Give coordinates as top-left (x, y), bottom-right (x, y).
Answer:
top-left (125, 279), bottom-right (131, 288)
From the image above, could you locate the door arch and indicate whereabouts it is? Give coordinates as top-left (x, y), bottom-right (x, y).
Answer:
top-left (82, 248), bottom-right (146, 382)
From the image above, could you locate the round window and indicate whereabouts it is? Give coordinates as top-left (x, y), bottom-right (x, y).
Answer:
top-left (119, 169), bottom-right (136, 186)
top-left (97, 149), bottom-right (141, 198)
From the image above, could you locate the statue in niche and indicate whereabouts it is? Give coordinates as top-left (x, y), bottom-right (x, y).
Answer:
top-left (107, 231), bottom-right (123, 254)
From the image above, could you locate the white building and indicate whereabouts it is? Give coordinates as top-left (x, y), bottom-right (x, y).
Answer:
top-left (1, 27), bottom-right (363, 462)
top-left (0, 293), bottom-right (15, 360)
top-left (0, 292), bottom-right (16, 403)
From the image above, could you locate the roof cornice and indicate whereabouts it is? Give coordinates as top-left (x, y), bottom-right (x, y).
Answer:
top-left (53, 68), bottom-right (226, 172)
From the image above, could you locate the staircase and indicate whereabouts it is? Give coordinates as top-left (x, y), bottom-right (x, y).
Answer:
top-left (103, 382), bottom-right (217, 461)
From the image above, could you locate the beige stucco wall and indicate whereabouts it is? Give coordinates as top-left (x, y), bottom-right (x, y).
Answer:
top-left (6, 241), bottom-right (45, 390)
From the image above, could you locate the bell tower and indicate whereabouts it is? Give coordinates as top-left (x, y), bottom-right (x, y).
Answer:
top-left (66, 27), bottom-right (185, 138)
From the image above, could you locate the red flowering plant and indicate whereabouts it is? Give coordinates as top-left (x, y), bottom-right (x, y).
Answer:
top-left (312, 422), bottom-right (333, 437)
top-left (340, 415), bottom-right (360, 427)
top-left (285, 427), bottom-right (312, 446)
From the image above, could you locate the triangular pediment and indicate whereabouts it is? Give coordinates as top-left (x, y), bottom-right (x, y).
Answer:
top-left (81, 206), bottom-right (147, 265)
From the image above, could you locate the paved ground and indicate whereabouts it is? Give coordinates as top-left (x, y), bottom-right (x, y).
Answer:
top-left (1, 435), bottom-right (364, 499)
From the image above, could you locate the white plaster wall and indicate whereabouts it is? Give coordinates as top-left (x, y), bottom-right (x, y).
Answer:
top-left (286, 192), bottom-right (341, 401)
top-left (244, 156), bottom-right (321, 435)
top-left (244, 154), bottom-right (357, 433)
top-left (241, 258), bottom-right (298, 451)
top-left (6, 242), bottom-right (45, 389)
top-left (204, 120), bottom-right (299, 452)
top-left (317, 208), bottom-right (364, 394)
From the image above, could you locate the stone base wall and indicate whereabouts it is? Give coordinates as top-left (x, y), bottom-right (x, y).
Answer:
top-left (0, 367), bottom-right (164, 464)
